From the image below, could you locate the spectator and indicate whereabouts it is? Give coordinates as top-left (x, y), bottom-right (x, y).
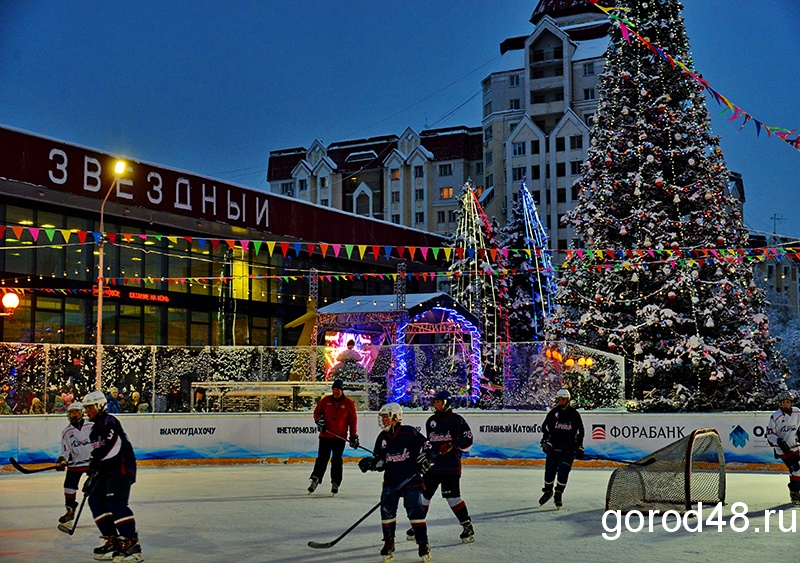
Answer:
top-left (194, 388), bottom-right (207, 412)
top-left (53, 395), bottom-right (68, 414)
top-left (105, 387), bottom-right (122, 414)
top-left (122, 391), bottom-right (144, 413)
top-left (0, 393), bottom-right (11, 415)
top-left (30, 397), bottom-right (46, 414)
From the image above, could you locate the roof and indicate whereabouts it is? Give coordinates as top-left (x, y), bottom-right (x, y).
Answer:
top-left (530, 0), bottom-right (615, 25)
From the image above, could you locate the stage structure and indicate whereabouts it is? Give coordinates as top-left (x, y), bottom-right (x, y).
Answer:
top-left (314, 293), bottom-right (482, 404)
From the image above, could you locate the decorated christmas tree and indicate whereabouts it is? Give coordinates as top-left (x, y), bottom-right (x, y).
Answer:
top-left (546, 0), bottom-right (785, 411)
top-left (496, 182), bottom-right (556, 342)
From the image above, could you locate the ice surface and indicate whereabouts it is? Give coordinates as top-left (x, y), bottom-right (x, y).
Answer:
top-left (1, 463), bottom-right (797, 562)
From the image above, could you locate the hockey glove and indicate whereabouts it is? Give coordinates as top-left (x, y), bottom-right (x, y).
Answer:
top-left (358, 456), bottom-right (376, 473)
top-left (82, 472), bottom-right (96, 493)
top-left (790, 457), bottom-right (800, 474)
top-left (56, 457), bottom-right (67, 472)
top-left (315, 416), bottom-right (326, 433)
top-left (575, 446), bottom-right (585, 460)
top-left (416, 451), bottom-right (432, 475)
top-left (349, 435), bottom-right (360, 449)
top-left (439, 442), bottom-right (455, 456)
top-left (88, 456), bottom-right (100, 473)
top-left (541, 440), bottom-right (553, 455)
top-left (778, 438), bottom-right (792, 455)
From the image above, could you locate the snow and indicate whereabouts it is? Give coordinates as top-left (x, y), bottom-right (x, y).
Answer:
top-left (1, 462), bottom-right (798, 562)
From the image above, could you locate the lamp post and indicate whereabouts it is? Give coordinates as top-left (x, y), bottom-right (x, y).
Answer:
top-left (95, 160), bottom-right (127, 392)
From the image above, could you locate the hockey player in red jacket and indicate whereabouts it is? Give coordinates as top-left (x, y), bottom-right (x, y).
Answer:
top-left (308, 379), bottom-right (358, 495)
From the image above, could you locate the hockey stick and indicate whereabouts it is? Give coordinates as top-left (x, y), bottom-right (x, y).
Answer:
top-left (58, 473), bottom-right (96, 535)
top-left (9, 457), bottom-right (58, 474)
top-left (308, 472), bottom-right (419, 549)
top-left (325, 430), bottom-right (375, 455)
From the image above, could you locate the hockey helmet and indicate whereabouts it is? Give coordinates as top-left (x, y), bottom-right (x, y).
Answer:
top-left (779, 391), bottom-right (794, 403)
top-left (82, 390), bottom-right (107, 409)
top-left (433, 389), bottom-right (452, 410)
top-left (555, 388), bottom-right (571, 401)
top-left (67, 401), bottom-right (83, 411)
top-left (378, 402), bottom-right (403, 431)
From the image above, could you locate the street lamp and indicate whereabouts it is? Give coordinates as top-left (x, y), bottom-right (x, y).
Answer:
top-left (96, 159), bottom-right (127, 392)
top-left (0, 292), bottom-right (20, 317)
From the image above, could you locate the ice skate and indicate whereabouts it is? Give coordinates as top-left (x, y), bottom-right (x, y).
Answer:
top-left (93, 536), bottom-right (119, 561)
top-left (459, 519), bottom-right (475, 543)
top-left (791, 491), bottom-right (800, 505)
top-left (307, 476), bottom-right (319, 494)
top-left (538, 486), bottom-right (553, 506)
top-left (331, 481), bottom-right (339, 496)
top-left (380, 539), bottom-right (395, 562)
top-left (553, 490), bottom-right (563, 508)
top-left (418, 542), bottom-right (432, 562)
top-left (58, 507), bottom-right (75, 525)
top-left (112, 536), bottom-right (143, 562)
top-left (406, 527), bottom-right (415, 541)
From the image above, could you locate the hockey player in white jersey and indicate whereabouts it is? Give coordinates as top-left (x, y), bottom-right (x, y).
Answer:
top-left (56, 402), bottom-right (93, 526)
top-left (766, 392), bottom-right (800, 505)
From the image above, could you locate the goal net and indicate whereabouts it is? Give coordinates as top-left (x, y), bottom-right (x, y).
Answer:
top-left (605, 427), bottom-right (726, 513)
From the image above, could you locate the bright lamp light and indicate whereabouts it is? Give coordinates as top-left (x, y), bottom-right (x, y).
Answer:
top-left (2, 293), bottom-right (20, 311)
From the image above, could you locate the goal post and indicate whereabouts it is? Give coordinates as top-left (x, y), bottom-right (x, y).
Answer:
top-left (605, 427), bottom-right (726, 513)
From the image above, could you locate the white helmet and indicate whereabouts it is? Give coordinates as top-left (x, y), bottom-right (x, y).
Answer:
top-left (378, 402), bottom-right (403, 431)
top-left (555, 389), bottom-right (571, 401)
top-left (67, 401), bottom-right (83, 411)
top-left (83, 390), bottom-right (107, 409)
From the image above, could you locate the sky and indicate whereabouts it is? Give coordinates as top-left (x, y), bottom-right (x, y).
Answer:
top-left (3, 462), bottom-right (800, 562)
top-left (1, 1), bottom-right (799, 238)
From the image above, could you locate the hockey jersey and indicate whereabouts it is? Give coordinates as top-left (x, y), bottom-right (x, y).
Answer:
top-left (60, 419), bottom-right (94, 469)
top-left (373, 424), bottom-right (427, 489)
top-left (425, 409), bottom-right (473, 476)
top-left (542, 405), bottom-right (584, 452)
top-left (88, 411), bottom-right (137, 482)
top-left (766, 406), bottom-right (800, 455)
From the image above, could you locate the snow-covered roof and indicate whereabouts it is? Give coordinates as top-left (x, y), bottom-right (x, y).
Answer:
top-left (493, 49), bottom-right (525, 73)
top-left (573, 36), bottom-right (608, 61)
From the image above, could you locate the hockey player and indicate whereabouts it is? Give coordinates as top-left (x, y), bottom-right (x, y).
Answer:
top-left (358, 403), bottom-right (432, 562)
top-left (308, 379), bottom-right (358, 495)
top-left (766, 391), bottom-right (800, 504)
top-left (56, 402), bottom-right (93, 527)
top-left (407, 390), bottom-right (474, 544)
top-left (82, 390), bottom-right (142, 562)
top-left (539, 388), bottom-right (584, 508)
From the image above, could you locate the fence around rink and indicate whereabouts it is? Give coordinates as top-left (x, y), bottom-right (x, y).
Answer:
top-left (0, 410), bottom-right (782, 468)
top-left (0, 341), bottom-right (624, 414)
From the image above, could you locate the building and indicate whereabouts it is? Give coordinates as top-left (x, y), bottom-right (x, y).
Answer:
top-left (0, 126), bottom-right (445, 346)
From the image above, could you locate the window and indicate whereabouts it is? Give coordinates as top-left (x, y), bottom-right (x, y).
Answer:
top-left (280, 181), bottom-right (294, 195)
top-left (298, 179), bottom-right (307, 191)
top-left (483, 101), bottom-right (492, 118)
top-left (557, 188), bottom-right (566, 202)
top-left (583, 62), bottom-right (595, 76)
top-left (555, 137), bottom-right (565, 152)
top-left (570, 161), bottom-right (582, 175)
top-left (571, 186), bottom-right (580, 200)
top-left (533, 119), bottom-right (546, 131)
top-left (553, 90), bottom-right (564, 101)
top-left (584, 88), bottom-right (596, 100)
top-left (554, 46), bottom-right (563, 59)
top-left (532, 191), bottom-right (541, 205)
top-left (512, 167), bottom-right (526, 182)
top-left (509, 74), bottom-right (520, 87)
top-left (556, 163), bottom-right (566, 177)
top-left (391, 214), bottom-right (400, 224)
top-left (437, 211), bottom-right (446, 223)
top-left (485, 151), bottom-right (493, 166)
top-left (509, 121), bottom-right (519, 131)
top-left (448, 210), bottom-right (458, 222)
top-left (570, 135), bottom-right (583, 150)
top-left (390, 168), bottom-right (400, 181)
top-left (553, 66), bottom-right (564, 77)
top-left (475, 162), bottom-right (483, 175)
top-left (438, 163), bottom-right (453, 176)
top-left (320, 198), bottom-right (329, 206)
top-left (485, 173), bottom-right (494, 188)
top-left (558, 239), bottom-right (567, 249)
top-left (531, 68), bottom-right (545, 79)
top-left (512, 142), bottom-right (526, 156)
top-left (391, 191), bottom-right (400, 203)
top-left (414, 165), bottom-right (424, 178)
top-left (531, 166), bottom-right (541, 180)
top-left (482, 78), bottom-right (492, 94)
top-left (531, 140), bottom-right (540, 154)
top-left (415, 212), bottom-right (425, 224)
top-left (509, 99), bottom-right (521, 110)
top-left (557, 214), bottom-right (565, 227)
top-left (439, 187), bottom-right (454, 199)
top-left (531, 92), bottom-right (545, 104)
top-left (415, 188), bottom-right (425, 201)
top-left (319, 177), bottom-right (329, 188)
top-left (546, 164), bottom-right (551, 179)
top-left (532, 49), bottom-right (545, 62)
top-left (584, 113), bottom-right (594, 127)
top-left (484, 127), bottom-right (493, 142)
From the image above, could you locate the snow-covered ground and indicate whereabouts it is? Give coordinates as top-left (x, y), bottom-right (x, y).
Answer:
top-left (1, 462), bottom-right (797, 562)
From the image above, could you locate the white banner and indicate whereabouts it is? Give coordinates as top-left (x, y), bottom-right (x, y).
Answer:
top-left (0, 410), bottom-right (780, 466)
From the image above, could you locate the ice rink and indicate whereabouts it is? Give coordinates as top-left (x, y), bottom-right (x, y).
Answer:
top-left (1, 461), bottom-right (798, 562)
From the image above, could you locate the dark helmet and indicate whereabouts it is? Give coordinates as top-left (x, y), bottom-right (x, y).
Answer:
top-left (433, 390), bottom-right (452, 409)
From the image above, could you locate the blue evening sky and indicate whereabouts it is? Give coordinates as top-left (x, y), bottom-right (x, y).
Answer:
top-left (1, 1), bottom-right (799, 238)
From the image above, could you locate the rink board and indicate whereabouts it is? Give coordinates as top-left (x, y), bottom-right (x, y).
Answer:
top-left (0, 411), bottom-right (778, 466)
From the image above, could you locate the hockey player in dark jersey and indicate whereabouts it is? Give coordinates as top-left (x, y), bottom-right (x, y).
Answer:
top-left (82, 390), bottom-right (142, 562)
top-left (407, 390), bottom-right (474, 544)
top-left (539, 388), bottom-right (584, 508)
top-left (358, 402), bottom-right (432, 562)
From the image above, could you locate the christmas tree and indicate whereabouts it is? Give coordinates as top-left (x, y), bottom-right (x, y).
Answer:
top-left (546, 0), bottom-right (785, 411)
top-left (497, 182), bottom-right (556, 342)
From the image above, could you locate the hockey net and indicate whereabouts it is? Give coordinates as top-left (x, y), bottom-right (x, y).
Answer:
top-left (605, 427), bottom-right (726, 513)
